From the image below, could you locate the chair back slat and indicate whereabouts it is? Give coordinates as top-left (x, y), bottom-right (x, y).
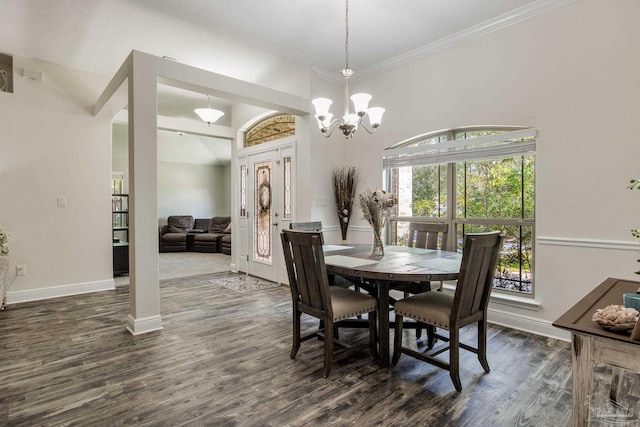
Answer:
top-left (281, 230), bottom-right (332, 317)
top-left (452, 231), bottom-right (503, 322)
top-left (289, 222), bottom-right (324, 244)
top-left (408, 223), bottom-right (449, 251)
top-left (289, 221), bottom-right (323, 232)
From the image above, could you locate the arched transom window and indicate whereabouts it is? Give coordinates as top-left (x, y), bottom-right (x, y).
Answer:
top-left (244, 114), bottom-right (295, 147)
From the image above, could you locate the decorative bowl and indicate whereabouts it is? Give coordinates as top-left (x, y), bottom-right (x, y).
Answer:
top-left (592, 304), bottom-right (639, 332)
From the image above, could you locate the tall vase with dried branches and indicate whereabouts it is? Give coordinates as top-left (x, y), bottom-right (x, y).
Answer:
top-left (332, 166), bottom-right (359, 241)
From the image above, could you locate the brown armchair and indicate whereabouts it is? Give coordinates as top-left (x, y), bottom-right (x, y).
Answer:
top-left (159, 215), bottom-right (194, 252)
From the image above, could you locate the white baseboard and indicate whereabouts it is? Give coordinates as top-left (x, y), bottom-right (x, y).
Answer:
top-left (126, 314), bottom-right (163, 335)
top-left (7, 279), bottom-right (115, 305)
top-left (488, 307), bottom-right (570, 342)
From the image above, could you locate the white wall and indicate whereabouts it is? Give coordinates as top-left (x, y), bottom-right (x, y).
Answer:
top-left (319, 0), bottom-right (640, 338)
top-left (157, 162), bottom-right (230, 223)
top-left (112, 122), bottom-right (232, 223)
top-left (0, 56), bottom-right (113, 298)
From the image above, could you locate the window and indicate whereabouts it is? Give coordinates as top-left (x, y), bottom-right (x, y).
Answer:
top-left (283, 156), bottom-right (292, 219)
top-left (240, 165), bottom-right (247, 217)
top-left (244, 114), bottom-right (295, 147)
top-left (384, 127), bottom-right (536, 295)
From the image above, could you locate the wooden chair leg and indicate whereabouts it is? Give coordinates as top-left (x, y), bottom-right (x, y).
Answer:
top-left (369, 310), bottom-right (378, 359)
top-left (291, 310), bottom-right (301, 359)
top-left (478, 320), bottom-right (490, 373)
top-left (426, 325), bottom-right (436, 349)
top-left (323, 321), bottom-right (334, 378)
top-left (392, 314), bottom-right (404, 365)
top-left (449, 328), bottom-right (462, 392)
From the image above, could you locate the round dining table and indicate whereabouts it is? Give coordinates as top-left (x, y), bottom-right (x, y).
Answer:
top-left (323, 244), bottom-right (462, 367)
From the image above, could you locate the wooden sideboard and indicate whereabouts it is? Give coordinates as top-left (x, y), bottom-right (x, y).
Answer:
top-left (553, 278), bottom-right (640, 426)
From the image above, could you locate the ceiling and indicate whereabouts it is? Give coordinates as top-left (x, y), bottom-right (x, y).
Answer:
top-left (3, 0), bottom-right (555, 165)
top-left (4, 0), bottom-right (545, 77)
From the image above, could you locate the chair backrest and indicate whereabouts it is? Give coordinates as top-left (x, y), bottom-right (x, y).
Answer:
top-left (407, 223), bottom-right (449, 250)
top-left (289, 221), bottom-right (323, 232)
top-left (289, 222), bottom-right (324, 244)
top-left (281, 230), bottom-right (332, 320)
top-left (451, 231), bottom-right (503, 324)
top-left (166, 215), bottom-right (194, 233)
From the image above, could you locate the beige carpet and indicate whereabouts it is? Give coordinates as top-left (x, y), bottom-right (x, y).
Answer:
top-left (114, 252), bottom-right (232, 286)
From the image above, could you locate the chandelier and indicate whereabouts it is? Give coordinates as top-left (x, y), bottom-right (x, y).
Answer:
top-left (312, 0), bottom-right (385, 139)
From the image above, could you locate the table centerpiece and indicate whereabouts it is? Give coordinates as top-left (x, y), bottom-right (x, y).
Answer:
top-left (359, 189), bottom-right (397, 256)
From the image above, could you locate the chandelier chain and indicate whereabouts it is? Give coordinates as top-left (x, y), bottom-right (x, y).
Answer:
top-left (311, 0), bottom-right (384, 138)
top-left (344, 0), bottom-right (349, 70)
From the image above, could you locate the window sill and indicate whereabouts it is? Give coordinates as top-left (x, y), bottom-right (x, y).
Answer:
top-left (441, 283), bottom-right (541, 311)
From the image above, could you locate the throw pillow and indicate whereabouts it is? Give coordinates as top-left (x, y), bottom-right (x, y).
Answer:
top-left (224, 223), bottom-right (231, 233)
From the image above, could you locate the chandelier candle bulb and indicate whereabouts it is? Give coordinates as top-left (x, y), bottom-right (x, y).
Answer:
top-left (351, 93), bottom-right (372, 114)
top-left (366, 107), bottom-right (386, 127)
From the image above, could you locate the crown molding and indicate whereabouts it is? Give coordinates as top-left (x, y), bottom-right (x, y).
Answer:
top-left (311, 66), bottom-right (344, 84)
top-left (313, 0), bottom-right (577, 83)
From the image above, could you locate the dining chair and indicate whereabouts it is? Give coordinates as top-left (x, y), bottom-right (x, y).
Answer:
top-left (398, 223), bottom-right (450, 340)
top-left (290, 221), bottom-right (362, 291)
top-left (392, 231), bottom-right (504, 391)
top-left (408, 222), bottom-right (449, 251)
top-left (406, 222), bottom-right (449, 290)
top-left (289, 221), bottom-right (323, 235)
top-left (281, 229), bottom-right (378, 378)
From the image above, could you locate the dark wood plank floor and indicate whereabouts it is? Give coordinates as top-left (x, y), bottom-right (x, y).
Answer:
top-left (0, 272), bottom-right (629, 426)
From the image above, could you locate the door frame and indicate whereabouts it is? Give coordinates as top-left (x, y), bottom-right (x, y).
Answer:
top-left (237, 138), bottom-right (296, 283)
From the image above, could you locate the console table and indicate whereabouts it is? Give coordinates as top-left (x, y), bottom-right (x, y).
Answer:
top-left (553, 277), bottom-right (640, 426)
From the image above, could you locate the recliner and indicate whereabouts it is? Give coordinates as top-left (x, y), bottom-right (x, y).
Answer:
top-left (159, 215), bottom-right (194, 252)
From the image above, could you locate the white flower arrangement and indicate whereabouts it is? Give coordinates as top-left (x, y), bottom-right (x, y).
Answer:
top-left (359, 189), bottom-right (397, 255)
top-left (0, 228), bottom-right (9, 256)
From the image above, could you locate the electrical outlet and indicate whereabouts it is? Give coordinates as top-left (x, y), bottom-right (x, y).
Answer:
top-left (16, 265), bottom-right (26, 276)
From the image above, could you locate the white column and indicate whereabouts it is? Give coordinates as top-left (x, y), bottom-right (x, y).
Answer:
top-left (127, 51), bottom-right (162, 335)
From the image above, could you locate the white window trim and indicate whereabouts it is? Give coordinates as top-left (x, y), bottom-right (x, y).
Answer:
top-left (383, 128), bottom-right (537, 167)
top-left (442, 282), bottom-right (541, 311)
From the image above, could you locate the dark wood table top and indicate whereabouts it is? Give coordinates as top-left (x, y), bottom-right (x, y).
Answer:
top-left (322, 244), bottom-right (462, 282)
top-left (553, 277), bottom-right (640, 345)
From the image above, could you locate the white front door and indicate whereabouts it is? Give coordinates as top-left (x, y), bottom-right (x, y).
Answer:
top-left (246, 145), bottom-right (294, 283)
